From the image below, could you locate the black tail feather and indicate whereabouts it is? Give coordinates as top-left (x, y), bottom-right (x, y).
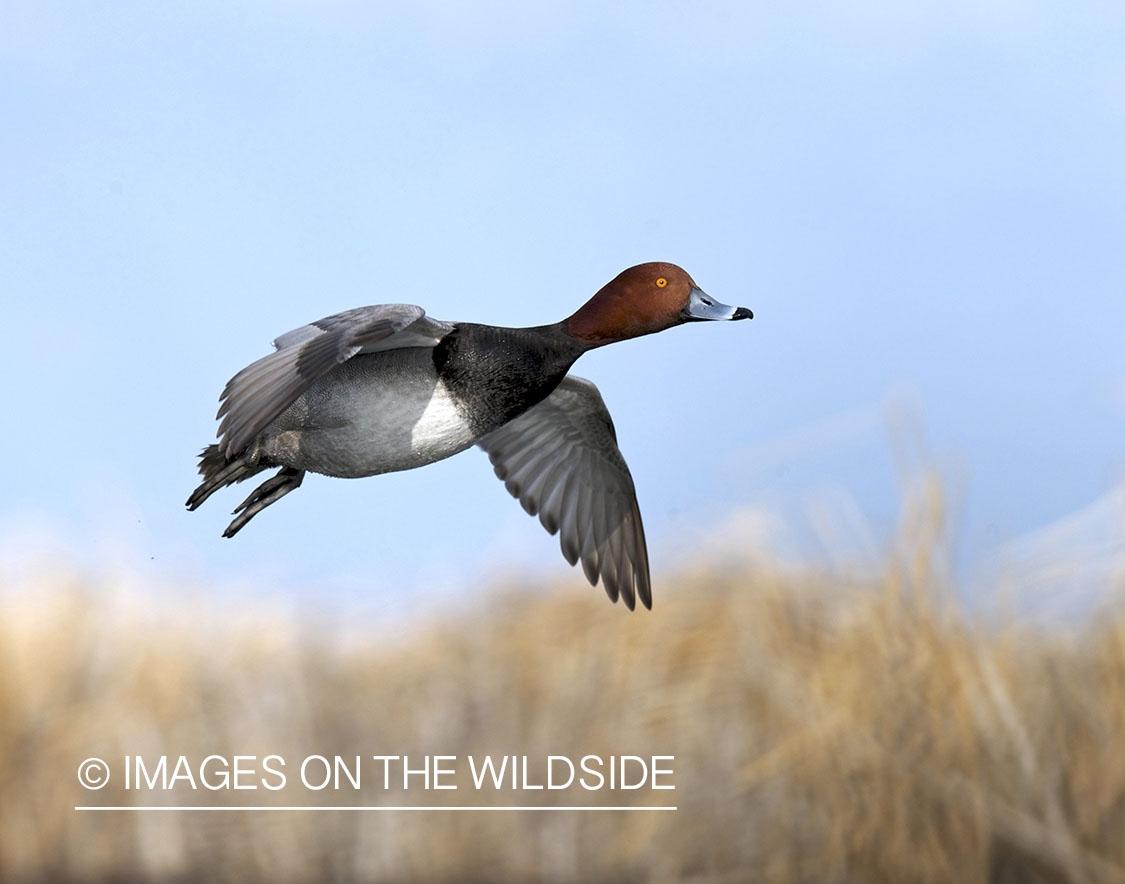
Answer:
top-left (185, 445), bottom-right (269, 511)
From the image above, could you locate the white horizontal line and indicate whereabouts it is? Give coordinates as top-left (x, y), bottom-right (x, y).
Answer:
top-left (75, 805), bottom-right (677, 812)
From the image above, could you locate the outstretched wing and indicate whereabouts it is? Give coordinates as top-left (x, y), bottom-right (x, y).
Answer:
top-left (477, 375), bottom-right (651, 610)
top-left (216, 304), bottom-right (454, 457)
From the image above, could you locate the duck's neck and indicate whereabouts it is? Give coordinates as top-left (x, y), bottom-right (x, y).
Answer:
top-left (529, 320), bottom-right (597, 354)
top-left (565, 289), bottom-right (662, 348)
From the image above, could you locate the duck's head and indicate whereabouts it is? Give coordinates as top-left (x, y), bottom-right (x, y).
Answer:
top-left (567, 262), bottom-right (752, 347)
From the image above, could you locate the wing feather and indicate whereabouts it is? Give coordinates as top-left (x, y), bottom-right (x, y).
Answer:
top-left (477, 375), bottom-right (651, 609)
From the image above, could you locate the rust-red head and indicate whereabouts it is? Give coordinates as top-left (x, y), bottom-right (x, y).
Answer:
top-left (566, 262), bottom-right (752, 347)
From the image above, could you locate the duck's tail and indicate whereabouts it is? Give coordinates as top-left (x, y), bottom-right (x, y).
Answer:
top-left (186, 445), bottom-right (267, 511)
top-left (186, 445), bottom-right (305, 537)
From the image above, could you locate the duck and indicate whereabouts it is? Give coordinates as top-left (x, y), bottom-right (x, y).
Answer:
top-left (186, 262), bottom-right (752, 610)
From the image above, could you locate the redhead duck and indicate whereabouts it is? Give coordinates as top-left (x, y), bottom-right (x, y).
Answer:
top-left (187, 262), bottom-right (752, 609)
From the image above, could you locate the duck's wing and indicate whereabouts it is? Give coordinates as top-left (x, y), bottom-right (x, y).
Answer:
top-left (477, 375), bottom-right (651, 610)
top-left (216, 305), bottom-right (454, 457)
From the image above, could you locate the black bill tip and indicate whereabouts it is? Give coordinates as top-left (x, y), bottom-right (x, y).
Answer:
top-left (733, 306), bottom-right (754, 320)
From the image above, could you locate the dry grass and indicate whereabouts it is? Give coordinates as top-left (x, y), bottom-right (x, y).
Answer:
top-left (1, 483), bottom-right (1123, 883)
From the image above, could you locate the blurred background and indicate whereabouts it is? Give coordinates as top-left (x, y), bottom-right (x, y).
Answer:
top-left (2, 1), bottom-right (1123, 881)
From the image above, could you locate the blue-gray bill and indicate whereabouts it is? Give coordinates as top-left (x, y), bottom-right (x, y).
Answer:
top-left (680, 287), bottom-right (753, 322)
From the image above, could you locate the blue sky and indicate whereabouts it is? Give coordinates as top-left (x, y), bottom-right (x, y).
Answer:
top-left (2, 1), bottom-right (1123, 611)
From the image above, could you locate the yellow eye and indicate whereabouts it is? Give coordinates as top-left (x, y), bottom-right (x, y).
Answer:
top-left (656, 277), bottom-right (668, 288)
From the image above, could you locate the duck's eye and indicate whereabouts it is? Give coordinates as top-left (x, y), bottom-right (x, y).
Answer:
top-left (656, 277), bottom-right (668, 288)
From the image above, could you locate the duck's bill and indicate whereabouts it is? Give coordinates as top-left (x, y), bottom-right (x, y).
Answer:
top-left (681, 287), bottom-right (753, 321)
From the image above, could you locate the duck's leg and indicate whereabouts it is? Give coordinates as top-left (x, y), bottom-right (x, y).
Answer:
top-left (223, 467), bottom-right (305, 538)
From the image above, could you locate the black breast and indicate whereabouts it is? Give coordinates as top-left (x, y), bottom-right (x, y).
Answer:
top-left (432, 322), bottom-right (585, 436)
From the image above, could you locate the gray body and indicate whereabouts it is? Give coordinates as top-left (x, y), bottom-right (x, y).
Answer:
top-left (255, 321), bottom-right (584, 478)
top-left (259, 348), bottom-right (475, 478)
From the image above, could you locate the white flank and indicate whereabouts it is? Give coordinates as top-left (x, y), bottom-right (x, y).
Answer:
top-left (410, 381), bottom-right (474, 459)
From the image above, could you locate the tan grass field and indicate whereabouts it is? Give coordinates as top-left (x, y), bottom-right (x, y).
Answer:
top-left (1, 486), bottom-right (1123, 883)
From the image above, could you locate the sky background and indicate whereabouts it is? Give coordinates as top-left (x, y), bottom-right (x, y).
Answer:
top-left (2, 0), bottom-right (1123, 614)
